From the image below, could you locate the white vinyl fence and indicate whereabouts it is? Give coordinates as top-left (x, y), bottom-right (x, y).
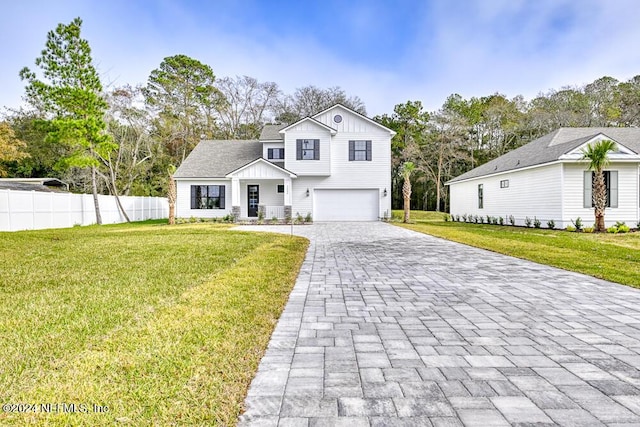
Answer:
top-left (0, 189), bottom-right (169, 232)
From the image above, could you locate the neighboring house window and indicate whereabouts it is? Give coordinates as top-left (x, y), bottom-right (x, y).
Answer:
top-left (296, 139), bottom-right (320, 160)
top-left (191, 185), bottom-right (225, 209)
top-left (277, 185), bottom-right (284, 193)
top-left (349, 140), bottom-right (372, 161)
top-left (500, 179), bottom-right (509, 188)
top-left (583, 171), bottom-right (618, 208)
top-left (478, 184), bottom-right (483, 209)
top-left (268, 148), bottom-right (285, 160)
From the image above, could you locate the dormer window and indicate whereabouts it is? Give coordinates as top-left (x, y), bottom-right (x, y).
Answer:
top-left (268, 148), bottom-right (284, 160)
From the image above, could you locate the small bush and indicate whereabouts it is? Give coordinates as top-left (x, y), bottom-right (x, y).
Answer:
top-left (462, 214), bottom-right (468, 222)
top-left (566, 225), bottom-right (576, 232)
top-left (498, 216), bottom-right (504, 225)
top-left (444, 214), bottom-right (450, 222)
top-left (455, 215), bottom-right (460, 222)
top-left (508, 215), bottom-right (515, 226)
top-left (525, 217), bottom-right (532, 228)
top-left (547, 219), bottom-right (555, 229)
top-left (584, 227), bottom-right (594, 233)
top-left (618, 224), bottom-right (630, 233)
top-left (271, 216), bottom-right (278, 224)
top-left (486, 215), bottom-right (491, 224)
top-left (571, 217), bottom-right (583, 231)
top-left (258, 210), bottom-right (264, 221)
top-left (533, 217), bottom-right (541, 228)
top-left (305, 212), bottom-right (312, 223)
top-left (479, 216), bottom-right (485, 224)
top-left (473, 215), bottom-right (479, 223)
top-left (607, 226), bottom-right (619, 234)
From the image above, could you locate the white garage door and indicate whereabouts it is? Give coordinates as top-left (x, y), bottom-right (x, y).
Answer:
top-left (314, 189), bottom-right (379, 221)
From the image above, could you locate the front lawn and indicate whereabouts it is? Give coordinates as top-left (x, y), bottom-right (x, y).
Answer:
top-left (0, 221), bottom-right (308, 425)
top-left (393, 210), bottom-right (640, 288)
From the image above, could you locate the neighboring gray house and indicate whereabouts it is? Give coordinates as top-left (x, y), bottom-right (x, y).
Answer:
top-left (173, 104), bottom-right (395, 221)
top-left (447, 128), bottom-right (640, 228)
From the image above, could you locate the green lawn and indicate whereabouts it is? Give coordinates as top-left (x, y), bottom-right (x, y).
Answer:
top-left (0, 221), bottom-right (308, 426)
top-left (393, 210), bottom-right (640, 288)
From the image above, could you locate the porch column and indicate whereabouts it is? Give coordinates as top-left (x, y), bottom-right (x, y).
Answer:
top-left (231, 177), bottom-right (241, 220)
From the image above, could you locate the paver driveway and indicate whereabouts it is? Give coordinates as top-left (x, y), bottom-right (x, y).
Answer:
top-left (236, 222), bottom-right (640, 426)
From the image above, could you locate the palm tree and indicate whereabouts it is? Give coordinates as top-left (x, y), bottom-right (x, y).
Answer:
top-left (401, 161), bottom-right (416, 223)
top-left (582, 139), bottom-right (616, 232)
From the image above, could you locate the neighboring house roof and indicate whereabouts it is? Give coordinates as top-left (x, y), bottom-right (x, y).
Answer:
top-left (259, 124), bottom-right (286, 141)
top-left (448, 127), bottom-right (640, 184)
top-left (0, 182), bottom-right (59, 192)
top-left (0, 177), bottom-right (68, 189)
top-left (173, 140), bottom-right (262, 178)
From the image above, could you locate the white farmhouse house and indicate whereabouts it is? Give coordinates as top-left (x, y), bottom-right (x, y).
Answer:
top-left (173, 104), bottom-right (395, 221)
top-left (447, 128), bottom-right (640, 229)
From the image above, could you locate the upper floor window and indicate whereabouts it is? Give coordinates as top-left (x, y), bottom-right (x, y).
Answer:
top-left (349, 140), bottom-right (372, 161)
top-left (268, 148), bottom-right (285, 160)
top-left (296, 139), bottom-right (319, 160)
top-left (191, 185), bottom-right (225, 209)
top-left (478, 184), bottom-right (483, 209)
top-left (500, 179), bottom-right (509, 188)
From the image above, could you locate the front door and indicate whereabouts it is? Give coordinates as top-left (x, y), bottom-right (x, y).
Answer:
top-left (247, 185), bottom-right (259, 217)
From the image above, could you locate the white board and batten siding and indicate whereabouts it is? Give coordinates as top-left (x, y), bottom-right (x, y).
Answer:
top-left (562, 162), bottom-right (639, 228)
top-left (175, 179), bottom-right (231, 218)
top-left (449, 164), bottom-right (563, 226)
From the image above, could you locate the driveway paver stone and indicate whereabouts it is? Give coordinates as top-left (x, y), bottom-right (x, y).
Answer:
top-left (236, 223), bottom-right (640, 426)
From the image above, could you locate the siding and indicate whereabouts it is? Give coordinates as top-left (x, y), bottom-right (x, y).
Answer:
top-left (562, 162), bottom-right (639, 228)
top-left (262, 142), bottom-right (285, 160)
top-left (175, 179), bottom-right (231, 218)
top-left (449, 164), bottom-right (563, 226)
top-left (284, 122), bottom-right (331, 176)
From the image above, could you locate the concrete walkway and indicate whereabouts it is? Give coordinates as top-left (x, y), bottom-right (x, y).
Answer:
top-left (236, 222), bottom-right (640, 426)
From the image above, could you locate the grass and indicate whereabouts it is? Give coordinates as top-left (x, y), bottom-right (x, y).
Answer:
top-left (392, 210), bottom-right (640, 288)
top-left (0, 221), bottom-right (308, 426)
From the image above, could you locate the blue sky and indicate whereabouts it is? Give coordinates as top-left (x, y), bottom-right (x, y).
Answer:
top-left (2, 0), bottom-right (640, 116)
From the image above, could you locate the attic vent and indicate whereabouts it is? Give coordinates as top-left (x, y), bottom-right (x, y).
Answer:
top-left (516, 160), bottom-right (520, 166)
top-left (333, 114), bottom-right (343, 123)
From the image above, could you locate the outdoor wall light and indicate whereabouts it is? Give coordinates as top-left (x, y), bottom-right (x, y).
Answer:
top-left (383, 188), bottom-right (388, 197)
top-left (306, 188), bottom-right (310, 197)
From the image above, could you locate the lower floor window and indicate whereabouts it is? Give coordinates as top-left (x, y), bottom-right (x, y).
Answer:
top-left (191, 185), bottom-right (225, 209)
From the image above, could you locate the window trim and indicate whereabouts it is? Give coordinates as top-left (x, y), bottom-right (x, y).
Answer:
top-left (268, 148), bottom-right (285, 160)
top-left (277, 184), bottom-right (284, 193)
top-left (296, 139), bottom-right (320, 160)
top-left (500, 179), bottom-right (509, 188)
top-left (190, 185), bottom-right (226, 210)
top-left (584, 170), bottom-right (618, 208)
top-left (349, 140), bottom-right (372, 161)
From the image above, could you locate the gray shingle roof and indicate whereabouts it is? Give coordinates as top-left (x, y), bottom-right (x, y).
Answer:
top-left (173, 140), bottom-right (263, 178)
top-left (259, 124), bottom-right (286, 140)
top-left (448, 127), bottom-right (640, 184)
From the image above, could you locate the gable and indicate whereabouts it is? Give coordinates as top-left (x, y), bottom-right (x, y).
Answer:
top-left (279, 117), bottom-right (336, 135)
top-left (313, 104), bottom-right (396, 136)
top-left (226, 158), bottom-right (296, 179)
top-left (559, 133), bottom-right (639, 160)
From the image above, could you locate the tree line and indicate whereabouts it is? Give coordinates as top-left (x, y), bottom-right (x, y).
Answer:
top-left (1, 17), bottom-right (639, 218)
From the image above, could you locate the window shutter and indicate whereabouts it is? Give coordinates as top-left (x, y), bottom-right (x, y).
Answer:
top-left (219, 185), bottom-right (226, 209)
top-left (296, 140), bottom-right (302, 160)
top-left (366, 140), bottom-right (372, 161)
top-left (583, 171), bottom-right (593, 208)
top-left (609, 171), bottom-right (618, 208)
top-left (349, 141), bottom-right (355, 161)
top-left (191, 186), bottom-right (197, 209)
top-left (314, 139), bottom-right (320, 160)
top-left (268, 148), bottom-right (273, 159)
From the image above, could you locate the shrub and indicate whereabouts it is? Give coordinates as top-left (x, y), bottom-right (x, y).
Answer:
top-left (509, 215), bottom-right (515, 226)
top-left (498, 216), bottom-right (504, 225)
top-left (474, 215), bottom-right (479, 223)
top-left (271, 216), bottom-right (278, 224)
top-left (525, 217), bottom-right (532, 228)
top-left (305, 212), bottom-right (312, 223)
top-left (607, 226), bottom-right (619, 234)
top-left (584, 227), bottom-right (594, 233)
top-left (444, 214), bottom-right (450, 222)
top-left (462, 214), bottom-right (468, 222)
top-left (618, 224), bottom-right (630, 233)
top-left (486, 215), bottom-right (491, 224)
top-left (284, 213), bottom-right (292, 224)
top-left (296, 212), bottom-right (303, 224)
top-left (571, 217), bottom-right (583, 231)
top-left (547, 219), bottom-right (555, 229)
top-left (566, 225), bottom-right (576, 232)
top-left (533, 217), bottom-right (541, 228)
top-left (479, 216), bottom-right (484, 224)
top-left (455, 215), bottom-right (460, 222)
